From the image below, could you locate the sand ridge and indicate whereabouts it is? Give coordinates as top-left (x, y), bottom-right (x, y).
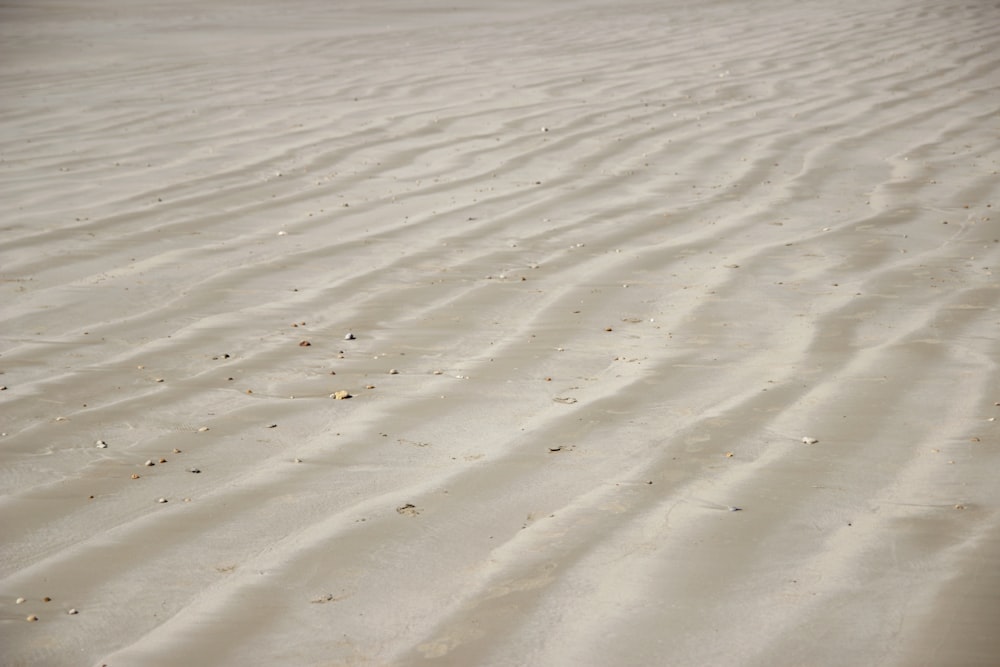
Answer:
top-left (1, 0), bottom-right (999, 665)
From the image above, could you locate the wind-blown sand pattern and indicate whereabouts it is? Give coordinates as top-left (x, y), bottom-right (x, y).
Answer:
top-left (2, 0), bottom-right (999, 664)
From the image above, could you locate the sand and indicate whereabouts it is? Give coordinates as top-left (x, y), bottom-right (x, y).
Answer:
top-left (1, 0), bottom-right (999, 665)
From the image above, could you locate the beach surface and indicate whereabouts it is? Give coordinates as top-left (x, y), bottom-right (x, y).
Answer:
top-left (2, 0), bottom-right (999, 665)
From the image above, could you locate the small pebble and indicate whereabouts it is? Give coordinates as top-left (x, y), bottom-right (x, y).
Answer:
top-left (157, 498), bottom-right (168, 503)
top-left (344, 332), bottom-right (356, 340)
top-left (159, 458), bottom-right (167, 464)
top-left (131, 474), bottom-right (140, 479)
top-left (26, 615), bottom-right (38, 622)
top-left (331, 390), bottom-right (351, 400)
top-left (173, 448), bottom-right (182, 453)
top-left (42, 597), bottom-right (51, 602)
top-left (96, 440), bottom-right (108, 448)
top-left (801, 437), bottom-right (819, 444)
top-left (293, 457), bottom-right (303, 463)
top-left (388, 369), bottom-right (399, 375)
top-left (187, 468), bottom-right (201, 474)
top-left (68, 609), bottom-right (78, 615)
top-left (299, 340), bottom-right (311, 347)
top-left (197, 426), bottom-right (210, 432)
top-left (16, 597), bottom-right (25, 604)
top-left (144, 460), bottom-right (155, 467)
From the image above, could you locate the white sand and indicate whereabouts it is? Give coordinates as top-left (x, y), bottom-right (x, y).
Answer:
top-left (2, 0), bottom-right (999, 665)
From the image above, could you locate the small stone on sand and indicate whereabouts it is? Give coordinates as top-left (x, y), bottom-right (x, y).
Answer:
top-left (801, 436), bottom-right (819, 444)
top-left (331, 390), bottom-right (351, 400)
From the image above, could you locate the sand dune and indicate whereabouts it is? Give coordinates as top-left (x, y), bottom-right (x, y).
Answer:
top-left (2, 0), bottom-right (999, 665)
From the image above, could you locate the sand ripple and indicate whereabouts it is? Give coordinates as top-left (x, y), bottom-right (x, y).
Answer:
top-left (2, 1), bottom-right (999, 665)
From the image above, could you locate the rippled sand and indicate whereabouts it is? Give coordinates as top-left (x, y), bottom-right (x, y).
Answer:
top-left (2, 0), bottom-right (999, 665)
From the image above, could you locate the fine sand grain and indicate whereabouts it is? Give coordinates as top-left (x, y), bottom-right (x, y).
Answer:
top-left (2, 0), bottom-right (999, 665)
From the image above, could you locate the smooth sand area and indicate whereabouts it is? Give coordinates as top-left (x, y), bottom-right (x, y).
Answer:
top-left (2, 0), bottom-right (999, 665)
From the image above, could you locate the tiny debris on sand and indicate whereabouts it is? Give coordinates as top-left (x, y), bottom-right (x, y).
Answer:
top-left (331, 390), bottom-right (352, 400)
top-left (801, 436), bottom-right (819, 444)
top-left (396, 503), bottom-right (420, 516)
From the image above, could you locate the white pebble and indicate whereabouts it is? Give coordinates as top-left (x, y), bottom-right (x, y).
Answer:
top-left (197, 426), bottom-right (210, 432)
top-left (157, 497), bottom-right (168, 503)
top-left (344, 332), bottom-right (356, 340)
top-left (96, 440), bottom-right (108, 448)
top-left (144, 460), bottom-right (155, 466)
top-left (67, 608), bottom-right (78, 615)
top-left (277, 230), bottom-right (288, 236)
top-left (16, 597), bottom-right (25, 604)
top-left (801, 436), bottom-right (819, 444)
